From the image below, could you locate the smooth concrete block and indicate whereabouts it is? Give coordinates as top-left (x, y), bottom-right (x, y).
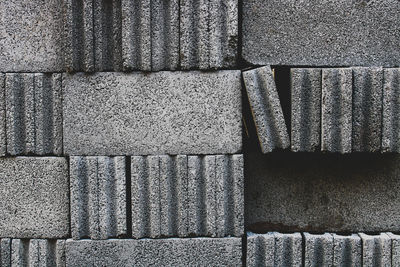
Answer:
top-left (0, 74), bottom-right (5, 156)
top-left (321, 68), bottom-right (352, 153)
top-left (304, 233), bottom-right (333, 267)
top-left (243, 66), bottom-right (290, 153)
top-left (5, 73), bottom-right (63, 156)
top-left (382, 68), bottom-right (400, 152)
top-left (70, 156), bottom-right (127, 240)
top-left (359, 233), bottom-right (391, 267)
top-left (63, 71), bottom-right (241, 155)
top-left (291, 68), bottom-right (322, 152)
top-left (65, 238), bottom-right (242, 266)
top-left (332, 234), bottom-right (361, 267)
top-left (242, 0), bottom-right (400, 67)
top-left (352, 67), bottom-right (383, 152)
top-left (0, 0), bottom-right (64, 72)
top-left (0, 157), bottom-right (69, 238)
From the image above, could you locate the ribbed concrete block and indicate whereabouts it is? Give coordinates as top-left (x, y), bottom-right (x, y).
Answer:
top-left (332, 234), bottom-right (361, 267)
top-left (274, 232), bottom-right (302, 267)
top-left (5, 73), bottom-right (62, 156)
top-left (291, 68), bottom-right (322, 152)
top-left (243, 66), bottom-right (290, 153)
top-left (0, 74), bottom-right (5, 156)
top-left (70, 156), bottom-right (127, 240)
top-left (0, 157), bottom-right (68, 238)
top-left (242, 0), bottom-right (400, 67)
top-left (246, 232), bottom-right (275, 267)
top-left (131, 154), bottom-right (243, 238)
top-left (382, 68), bottom-right (400, 152)
top-left (65, 238), bottom-right (242, 266)
top-left (359, 233), bottom-right (391, 266)
top-left (321, 68), bottom-right (352, 153)
top-left (0, 0), bottom-right (64, 72)
top-left (0, 239), bottom-right (11, 266)
top-left (63, 71), bottom-right (241, 155)
top-left (387, 232), bottom-right (400, 266)
top-left (352, 67), bottom-right (383, 152)
top-left (180, 0), bottom-right (238, 69)
top-left (304, 233), bottom-right (333, 266)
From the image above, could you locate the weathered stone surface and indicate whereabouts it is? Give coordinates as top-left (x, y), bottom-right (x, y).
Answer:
top-left (243, 66), bottom-right (289, 153)
top-left (0, 157), bottom-right (69, 238)
top-left (304, 233), bottom-right (333, 266)
top-left (65, 238), bottom-right (242, 266)
top-left (242, 0), bottom-right (400, 67)
top-left (246, 152), bottom-right (400, 232)
top-left (131, 154), bottom-right (244, 238)
top-left (359, 233), bottom-right (391, 267)
top-left (0, 74), bottom-right (5, 156)
top-left (332, 234), bottom-right (361, 267)
top-left (0, 0), bottom-right (64, 72)
top-left (63, 71), bottom-right (241, 155)
top-left (321, 68), bottom-right (352, 153)
top-left (70, 156), bottom-right (127, 240)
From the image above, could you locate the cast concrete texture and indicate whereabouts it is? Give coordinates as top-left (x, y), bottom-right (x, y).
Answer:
top-left (321, 68), bottom-right (352, 153)
top-left (387, 233), bottom-right (400, 266)
top-left (131, 154), bottom-right (243, 238)
top-left (242, 0), bottom-right (400, 67)
top-left (304, 233), bottom-right (333, 266)
top-left (0, 157), bottom-right (69, 238)
top-left (245, 152), bottom-right (400, 232)
top-left (332, 234), bottom-right (361, 267)
top-left (243, 66), bottom-right (289, 153)
top-left (0, 239), bottom-right (11, 266)
top-left (0, 0), bottom-right (64, 72)
top-left (0, 74), bottom-right (5, 156)
top-left (65, 238), bottom-right (242, 266)
top-left (5, 73), bottom-right (63, 156)
top-left (70, 156), bottom-right (127, 240)
top-left (63, 71), bottom-right (241, 155)
top-left (359, 233), bottom-right (391, 266)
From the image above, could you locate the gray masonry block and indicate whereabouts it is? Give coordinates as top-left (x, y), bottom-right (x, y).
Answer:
top-left (0, 157), bottom-right (69, 238)
top-left (131, 154), bottom-right (243, 238)
top-left (387, 232), bottom-right (400, 266)
top-left (352, 67), bottom-right (383, 152)
top-left (5, 73), bottom-right (63, 156)
top-left (359, 233), bottom-right (391, 267)
top-left (246, 232), bottom-right (275, 267)
top-left (332, 234), bottom-right (361, 267)
top-left (242, 0), bottom-right (400, 67)
top-left (1, 239), bottom-right (11, 266)
top-left (0, 0), bottom-right (64, 72)
top-left (243, 66), bottom-right (290, 153)
top-left (63, 71), bottom-right (241, 155)
top-left (382, 68), bottom-right (400, 152)
top-left (274, 232), bottom-right (302, 267)
top-left (180, 0), bottom-right (238, 70)
top-left (304, 233), bottom-right (333, 267)
top-left (70, 156), bottom-right (127, 240)
top-left (291, 68), bottom-right (322, 152)
top-left (321, 68), bottom-right (352, 153)
top-left (65, 238), bottom-right (242, 266)
top-left (0, 74), bottom-right (5, 156)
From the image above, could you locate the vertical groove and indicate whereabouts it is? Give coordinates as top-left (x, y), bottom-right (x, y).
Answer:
top-left (114, 156), bottom-right (127, 237)
top-left (204, 155), bottom-right (216, 236)
top-left (333, 234), bottom-right (361, 267)
top-left (176, 155), bottom-right (188, 237)
top-left (215, 155), bottom-right (226, 237)
top-left (131, 156), bottom-right (148, 238)
top-left (126, 156), bottom-right (132, 237)
top-left (359, 233), bottom-right (391, 267)
top-left (232, 154), bottom-right (244, 236)
top-left (0, 239), bottom-right (11, 266)
top-left (149, 155), bottom-right (161, 238)
top-left (224, 155), bottom-right (234, 236)
top-left (56, 240), bottom-right (66, 267)
top-left (159, 155), bottom-right (174, 236)
top-left (139, 0), bottom-right (151, 71)
top-left (0, 74), bottom-right (5, 156)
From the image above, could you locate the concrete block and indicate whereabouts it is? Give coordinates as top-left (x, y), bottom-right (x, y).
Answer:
top-left (1, 239), bottom-right (11, 266)
top-left (387, 232), bottom-right (400, 266)
top-left (131, 154), bottom-right (243, 238)
top-left (332, 234), bottom-right (361, 267)
top-left (274, 232), bottom-right (302, 267)
top-left (63, 71), bottom-right (241, 155)
top-left (0, 74), bottom-right (5, 156)
top-left (70, 156), bottom-right (127, 240)
top-left (304, 233), bottom-right (333, 266)
top-left (65, 238), bottom-right (242, 266)
top-left (359, 233), bottom-right (391, 266)
top-left (5, 73), bottom-right (63, 156)
top-left (352, 67), bottom-right (383, 152)
top-left (291, 68), bottom-right (322, 152)
top-left (382, 68), bottom-right (400, 152)
top-left (242, 0), bottom-right (400, 67)
top-left (180, 0), bottom-right (238, 69)
top-left (243, 66), bottom-right (290, 153)
top-left (246, 232), bottom-right (275, 267)
top-left (321, 68), bottom-right (352, 153)
top-left (0, 0), bottom-right (64, 72)
top-left (0, 157), bottom-right (69, 238)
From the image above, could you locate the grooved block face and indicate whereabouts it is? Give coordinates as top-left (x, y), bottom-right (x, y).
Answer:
top-left (0, 0), bottom-right (64, 72)
top-left (243, 66), bottom-right (290, 153)
top-left (0, 239), bottom-right (11, 266)
top-left (0, 74), bottom-right (5, 156)
top-left (0, 157), bottom-right (69, 238)
top-left (65, 238), bottom-right (242, 266)
top-left (246, 232), bottom-right (275, 267)
top-left (63, 71), bottom-right (242, 155)
top-left (242, 0), bottom-right (400, 67)
top-left (359, 233), bottom-right (391, 266)
top-left (304, 233), bottom-right (334, 266)
top-left (332, 234), bottom-right (361, 267)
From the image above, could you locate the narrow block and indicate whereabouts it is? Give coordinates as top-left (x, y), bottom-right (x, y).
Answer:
top-left (387, 232), bottom-right (400, 266)
top-left (246, 232), bottom-right (275, 267)
top-left (0, 239), bottom-right (11, 266)
top-left (0, 74), bottom-right (5, 156)
top-left (304, 233), bottom-right (333, 266)
top-left (332, 234), bottom-right (361, 267)
top-left (274, 232), bottom-right (302, 267)
top-left (359, 233), bottom-right (391, 266)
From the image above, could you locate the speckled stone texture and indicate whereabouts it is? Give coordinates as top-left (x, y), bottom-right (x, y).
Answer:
top-left (63, 71), bottom-right (241, 155)
top-left (0, 74), bottom-right (5, 156)
top-left (242, 0), bottom-right (400, 67)
top-left (0, 157), bottom-right (69, 238)
top-left (0, 0), bottom-right (64, 72)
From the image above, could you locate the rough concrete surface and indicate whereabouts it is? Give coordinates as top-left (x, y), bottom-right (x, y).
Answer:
top-left (332, 234), bottom-right (361, 267)
top-left (304, 233), bottom-right (333, 266)
top-left (359, 233), bottom-right (391, 267)
top-left (0, 74), bottom-right (5, 156)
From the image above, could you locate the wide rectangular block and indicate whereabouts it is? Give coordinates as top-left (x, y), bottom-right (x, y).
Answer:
top-left (70, 156), bottom-right (127, 240)
top-left (242, 0), bottom-right (400, 67)
top-left (131, 154), bottom-right (244, 238)
top-left (65, 238), bottom-right (242, 266)
top-left (0, 157), bottom-right (69, 238)
top-left (243, 66), bottom-right (289, 153)
top-left (304, 233), bottom-right (333, 266)
top-left (0, 74), bottom-right (5, 156)
top-left (0, 0), bottom-right (64, 72)
top-left (359, 233), bottom-right (391, 266)
top-left (63, 71), bottom-right (241, 155)
top-left (332, 234), bottom-right (361, 267)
